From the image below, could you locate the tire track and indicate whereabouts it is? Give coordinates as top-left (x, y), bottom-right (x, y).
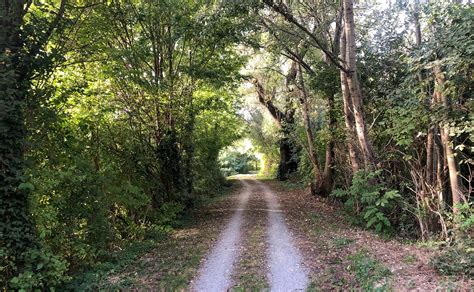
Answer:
top-left (190, 179), bottom-right (251, 291)
top-left (256, 179), bottom-right (309, 291)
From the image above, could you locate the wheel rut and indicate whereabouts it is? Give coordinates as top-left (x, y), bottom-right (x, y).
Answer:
top-left (191, 177), bottom-right (308, 291)
top-left (190, 179), bottom-right (251, 291)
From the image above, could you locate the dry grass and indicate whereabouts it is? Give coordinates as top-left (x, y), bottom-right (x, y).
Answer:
top-left (231, 185), bottom-right (269, 290)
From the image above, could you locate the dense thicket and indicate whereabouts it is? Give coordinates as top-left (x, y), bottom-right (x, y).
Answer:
top-left (0, 0), bottom-right (472, 288)
top-left (1, 0), bottom-right (251, 288)
top-left (249, 1), bottom-right (472, 242)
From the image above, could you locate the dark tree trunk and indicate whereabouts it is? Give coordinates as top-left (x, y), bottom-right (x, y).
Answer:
top-left (277, 137), bottom-right (298, 180)
top-left (0, 0), bottom-right (39, 280)
top-left (253, 78), bottom-right (299, 181)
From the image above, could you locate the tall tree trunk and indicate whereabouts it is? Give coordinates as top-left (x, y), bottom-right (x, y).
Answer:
top-left (339, 33), bottom-right (361, 173)
top-left (0, 0), bottom-right (38, 279)
top-left (433, 66), bottom-right (465, 213)
top-left (342, 0), bottom-right (376, 170)
top-left (297, 65), bottom-right (326, 194)
top-left (322, 91), bottom-right (336, 193)
top-left (297, 65), bottom-right (334, 196)
top-left (413, 0), bottom-right (422, 47)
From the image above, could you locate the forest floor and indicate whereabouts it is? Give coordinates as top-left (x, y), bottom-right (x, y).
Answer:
top-left (75, 176), bottom-right (472, 290)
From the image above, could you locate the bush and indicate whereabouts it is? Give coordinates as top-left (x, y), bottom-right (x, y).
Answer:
top-left (432, 203), bottom-right (474, 279)
top-left (332, 170), bottom-right (401, 234)
top-left (8, 249), bottom-right (69, 290)
top-left (431, 242), bottom-right (473, 278)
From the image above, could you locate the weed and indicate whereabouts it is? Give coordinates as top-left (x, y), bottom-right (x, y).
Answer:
top-left (431, 242), bottom-right (473, 278)
top-left (332, 237), bottom-right (354, 248)
top-left (347, 250), bottom-right (392, 290)
top-left (402, 254), bottom-right (417, 265)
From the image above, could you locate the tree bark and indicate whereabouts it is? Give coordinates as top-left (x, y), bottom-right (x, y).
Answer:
top-left (339, 32), bottom-right (361, 173)
top-left (342, 0), bottom-right (376, 171)
top-left (433, 66), bottom-right (465, 213)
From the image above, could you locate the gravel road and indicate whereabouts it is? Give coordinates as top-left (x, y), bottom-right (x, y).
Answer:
top-left (191, 178), bottom-right (308, 291)
top-left (257, 180), bottom-right (309, 291)
top-left (191, 179), bottom-right (250, 291)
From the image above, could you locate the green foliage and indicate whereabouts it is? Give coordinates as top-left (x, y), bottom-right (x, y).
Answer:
top-left (431, 242), bottom-right (474, 279)
top-left (0, 0), bottom-right (251, 288)
top-left (348, 250), bottom-right (392, 290)
top-left (432, 203), bottom-right (474, 279)
top-left (332, 170), bottom-right (401, 234)
top-left (454, 203), bottom-right (474, 234)
top-left (8, 249), bottom-right (69, 290)
top-left (219, 148), bottom-right (258, 176)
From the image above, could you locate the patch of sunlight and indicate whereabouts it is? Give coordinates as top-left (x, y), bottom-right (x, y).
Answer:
top-left (173, 228), bottom-right (200, 239)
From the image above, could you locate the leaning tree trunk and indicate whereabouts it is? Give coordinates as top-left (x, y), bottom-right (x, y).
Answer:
top-left (342, 0), bottom-right (376, 170)
top-left (297, 65), bottom-right (334, 196)
top-left (253, 78), bottom-right (299, 180)
top-left (297, 66), bottom-right (322, 193)
top-left (0, 0), bottom-right (38, 280)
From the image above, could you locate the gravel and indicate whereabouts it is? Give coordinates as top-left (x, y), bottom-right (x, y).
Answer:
top-left (190, 179), bottom-right (250, 291)
top-left (257, 180), bottom-right (309, 291)
top-left (191, 178), bottom-right (309, 291)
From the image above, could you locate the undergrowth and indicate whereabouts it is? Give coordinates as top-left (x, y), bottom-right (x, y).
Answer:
top-left (348, 250), bottom-right (392, 290)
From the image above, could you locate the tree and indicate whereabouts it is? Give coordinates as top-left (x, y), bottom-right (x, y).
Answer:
top-left (1, 0), bottom-right (66, 283)
top-left (253, 77), bottom-right (299, 180)
top-left (341, 0), bottom-right (376, 171)
top-left (261, 0), bottom-right (377, 180)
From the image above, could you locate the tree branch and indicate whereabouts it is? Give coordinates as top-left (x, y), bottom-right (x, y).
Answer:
top-left (263, 0), bottom-right (348, 73)
top-left (252, 78), bottom-right (284, 126)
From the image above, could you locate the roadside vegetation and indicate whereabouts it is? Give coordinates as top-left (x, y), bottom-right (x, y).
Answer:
top-left (0, 0), bottom-right (472, 289)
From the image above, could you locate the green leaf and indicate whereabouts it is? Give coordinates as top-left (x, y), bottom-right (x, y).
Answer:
top-left (375, 223), bottom-right (383, 232)
top-left (18, 182), bottom-right (35, 191)
top-left (364, 208), bottom-right (377, 219)
top-left (367, 216), bottom-right (378, 228)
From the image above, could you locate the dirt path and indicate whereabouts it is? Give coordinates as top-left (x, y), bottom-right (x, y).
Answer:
top-left (191, 179), bottom-right (251, 291)
top-left (257, 180), bottom-right (309, 291)
top-left (192, 178), bottom-right (309, 291)
top-left (93, 178), bottom-right (470, 290)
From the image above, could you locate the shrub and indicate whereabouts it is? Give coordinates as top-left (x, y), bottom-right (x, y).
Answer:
top-left (8, 249), bottom-right (69, 290)
top-left (332, 170), bottom-right (402, 233)
top-left (431, 242), bottom-right (473, 278)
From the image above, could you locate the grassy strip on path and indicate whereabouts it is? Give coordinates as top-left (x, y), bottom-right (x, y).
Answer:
top-left (231, 182), bottom-right (269, 290)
